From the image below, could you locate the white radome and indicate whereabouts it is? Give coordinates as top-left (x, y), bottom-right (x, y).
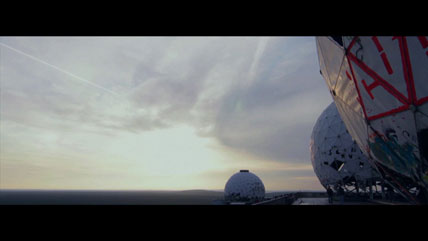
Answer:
top-left (224, 170), bottom-right (265, 202)
top-left (316, 36), bottom-right (428, 200)
top-left (310, 102), bottom-right (377, 189)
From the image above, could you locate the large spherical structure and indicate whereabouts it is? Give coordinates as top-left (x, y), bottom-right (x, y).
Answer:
top-left (316, 36), bottom-right (428, 202)
top-left (224, 170), bottom-right (265, 203)
top-left (310, 102), bottom-right (379, 191)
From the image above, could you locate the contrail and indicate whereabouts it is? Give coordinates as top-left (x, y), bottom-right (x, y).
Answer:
top-left (246, 37), bottom-right (269, 86)
top-left (0, 42), bottom-right (121, 97)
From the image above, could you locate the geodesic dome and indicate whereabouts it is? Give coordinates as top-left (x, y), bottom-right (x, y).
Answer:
top-left (310, 102), bottom-right (379, 191)
top-left (316, 36), bottom-right (428, 202)
top-left (224, 170), bottom-right (265, 203)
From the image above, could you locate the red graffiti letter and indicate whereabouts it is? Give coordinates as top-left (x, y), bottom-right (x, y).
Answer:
top-left (372, 36), bottom-right (394, 75)
top-left (417, 36), bottom-right (428, 56)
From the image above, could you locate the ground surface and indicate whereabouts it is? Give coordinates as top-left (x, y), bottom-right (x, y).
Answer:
top-left (292, 197), bottom-right (378, 205)
top-left (0, 190), bottom-right (224, 205)
top-left (1, 190), bottom-right (396, 205)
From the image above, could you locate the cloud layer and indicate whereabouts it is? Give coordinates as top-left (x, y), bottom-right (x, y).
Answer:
top-left (0, 37), bottom-right (332, 190)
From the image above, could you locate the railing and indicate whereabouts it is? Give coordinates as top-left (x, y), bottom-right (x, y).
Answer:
top-left (253, 192), bottom-right (328, 205)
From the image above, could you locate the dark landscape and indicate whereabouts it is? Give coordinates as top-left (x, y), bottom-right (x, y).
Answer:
top-left (0, 190), bottom-right (320, 205)
top-left (0, 190), bottom-right (226, 205)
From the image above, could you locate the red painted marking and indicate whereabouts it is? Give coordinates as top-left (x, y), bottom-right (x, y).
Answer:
top-left (418, 36), bottom-right (428, 48)
top-left (400, 37), bottom-right (418, 104)
top-left (346, 36), bottom-right (412, 120)
top-left (346, 53), bottom-right (369, 120)
top-left (367, 104), bottom-right (409, 121)
top-left (372, 36), bottom-right (384, 52)
top-left (348, 52), bottom-right (408, 105)
top-left (416, 96), bottom-right (428, 105)
top-left (371, 36), bottom-right (393, 75)
top-left (417, 36), bottom-right (428, 56)
top-left (380, 52), bottom-right (394, 74)
top-left (393, 36), bottom-right (415, 103)
top-left (346, 71), bottom-right (352, 80)
top-left (347, 36), bottom-right (358, 52)
top-left (346, 36), bottom-right (413, 120)
top-left (369, 132), bottom-right (378, 139)
top-left (361, 79), bottom-right (379, 99)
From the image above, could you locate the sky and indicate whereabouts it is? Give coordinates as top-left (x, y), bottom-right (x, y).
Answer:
top-left (0, 37), bottom-right (333, 191)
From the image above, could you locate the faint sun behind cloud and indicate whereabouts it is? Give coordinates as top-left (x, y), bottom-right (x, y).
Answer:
top-left (0, 37), bottom-right (331, 191)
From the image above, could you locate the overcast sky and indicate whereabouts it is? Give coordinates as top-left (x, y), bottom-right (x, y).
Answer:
top-left (0, 37), bottom-right (332, 191)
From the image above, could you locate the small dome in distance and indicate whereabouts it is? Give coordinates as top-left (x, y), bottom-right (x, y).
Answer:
top-left (224, 170), bottom-right (265, 203)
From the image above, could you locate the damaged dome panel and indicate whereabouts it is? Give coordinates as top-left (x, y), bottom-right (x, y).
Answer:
top-left (316, 36), bottom-right (428, 201)
top-left (310, 102), bottom-right (379, 189)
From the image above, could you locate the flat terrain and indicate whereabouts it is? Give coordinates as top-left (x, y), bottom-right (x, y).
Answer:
top-left (0, 190), bottom-right (224, 205)
top-left (292, 198), bottom-right (330, 205)
top-left (292, 197), bottom-right (380, 205)
top-left (4, 190), bottom-right (375, 205)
